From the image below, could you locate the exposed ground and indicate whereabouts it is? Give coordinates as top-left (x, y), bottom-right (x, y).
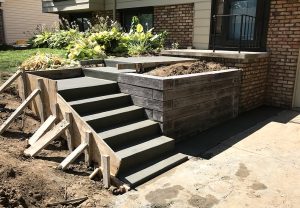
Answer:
top-left (0, 83), bottom-right (113, 207)
top-left (0, 48), bottom-right (66, 73)
top-left (147, 61), bottom-right (227, 77)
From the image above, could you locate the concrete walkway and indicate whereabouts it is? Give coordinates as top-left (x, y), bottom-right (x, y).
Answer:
top-left (113, 108), bottom-right (300, 208)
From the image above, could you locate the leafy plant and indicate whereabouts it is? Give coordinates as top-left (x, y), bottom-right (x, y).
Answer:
top-left (67, 37), bottom-right (107, 60)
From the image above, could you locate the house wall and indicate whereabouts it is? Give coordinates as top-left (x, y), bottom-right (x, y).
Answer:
top-left (0, 9), bottom-right (4, 45)
top-left (153, 4), bottom-right (194, 48)
top-left (266, 0), bottom-right (300, 108)
top-left (105, 0), bottom-right (212, 49)
top-left (42, 0), bottom-right (105, 13)
top-left (3, 0), bottom-right (58, 44)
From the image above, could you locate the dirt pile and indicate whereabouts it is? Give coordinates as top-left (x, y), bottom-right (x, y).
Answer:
top-left (147, 61), bottom-right (227, 77)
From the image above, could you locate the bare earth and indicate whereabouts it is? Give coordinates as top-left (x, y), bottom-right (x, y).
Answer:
top-left (147, 61), bottom-right (227, 77)
top-left (0, 90), bottom-right (113, 207)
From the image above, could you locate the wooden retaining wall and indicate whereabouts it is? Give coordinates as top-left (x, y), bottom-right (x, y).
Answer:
top-left (118, 69), bottom-right (242, 140)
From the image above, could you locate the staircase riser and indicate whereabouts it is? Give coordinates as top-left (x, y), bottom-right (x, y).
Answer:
top-left (131, 157), bottom-right (188, 187)
top-left (105, 124), bottom-right (161, 149)
top-left (87, 109), bottom-right (145, 131)
top-left (72, 96), bottom-right (132, 115)
top-left (119, 141), bottom-right (175, 172)
top-left (59, 84), bottom-right (119, 101)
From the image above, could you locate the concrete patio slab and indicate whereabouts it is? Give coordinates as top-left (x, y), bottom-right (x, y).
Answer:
top-left (113, 108), bottom-right (300, 208)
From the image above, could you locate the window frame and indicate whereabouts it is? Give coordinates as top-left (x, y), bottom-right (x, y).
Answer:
top-left (209, 0), bottom-right (270, 51)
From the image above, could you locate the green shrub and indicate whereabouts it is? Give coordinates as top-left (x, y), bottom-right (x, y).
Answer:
top-left (67, 37), bottom-right (107, 61)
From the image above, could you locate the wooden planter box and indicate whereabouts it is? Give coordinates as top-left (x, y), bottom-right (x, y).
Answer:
top-left (118, 69), bottom-right (242, 140)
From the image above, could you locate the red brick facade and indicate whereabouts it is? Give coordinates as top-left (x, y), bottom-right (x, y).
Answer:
top-left (266, 0), bottom-right (300, 108)
top-left (154, 4), bottom-right (194, 49)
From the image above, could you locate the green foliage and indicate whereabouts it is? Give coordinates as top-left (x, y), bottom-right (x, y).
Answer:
top-left (67, 37), bottom-right (106, 61)
top-left (30, 17), bottom-right (167, 60)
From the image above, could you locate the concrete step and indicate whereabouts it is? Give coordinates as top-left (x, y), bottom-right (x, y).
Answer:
top-left (57, 77), bottom-right (119, 102)
top-left (69, 93), bottom-right (132, 116)
top-left (83, 67), bottom-right (136, 82)
top-left (99, 120), bottom-right (161, 150)
top-left (116, 136), bottom-right (175, 173)
top-left (119, 153), bottom-right (188, 187)
top-left (83, 106), bottom-right (146, 131)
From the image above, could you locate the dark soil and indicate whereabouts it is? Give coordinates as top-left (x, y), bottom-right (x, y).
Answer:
top-left (147, 61), bottom-right (227, 77)
top-left (0, 77), bottom-right (114, 207)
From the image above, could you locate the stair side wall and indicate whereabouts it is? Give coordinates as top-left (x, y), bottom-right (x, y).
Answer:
top-left (118, 69), bottom-right (241, 140)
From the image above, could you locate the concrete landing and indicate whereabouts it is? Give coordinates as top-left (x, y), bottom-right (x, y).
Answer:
top-left (57, 77), bottom-right (115, 91)
top-left (104, 56), bottom-right (196, 68)
top-left (114, 108), bottom-right (300, 207)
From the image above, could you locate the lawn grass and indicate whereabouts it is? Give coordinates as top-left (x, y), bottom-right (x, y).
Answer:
top-left (0, 48), bottom-right (66, 73)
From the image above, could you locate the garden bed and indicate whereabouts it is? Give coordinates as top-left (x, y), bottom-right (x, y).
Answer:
top-left (118, 68), bottom-right (241, 140)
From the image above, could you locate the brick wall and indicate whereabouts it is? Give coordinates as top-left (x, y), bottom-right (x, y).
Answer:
top-left (266, 0), bottom-right (300, 108)
top-left (154, 4), bottom-right (194, 49)
top-left (0, 9), bottom-right (4, 44)
top-left (183, 56), bottom-right (269, 113)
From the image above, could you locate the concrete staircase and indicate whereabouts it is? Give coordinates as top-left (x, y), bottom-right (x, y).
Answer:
top-left (57, 76), bottom-right (187, 187)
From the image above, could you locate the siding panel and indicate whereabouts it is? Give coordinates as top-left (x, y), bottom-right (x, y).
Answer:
top-left (3, 0), bottom-right (58, 44)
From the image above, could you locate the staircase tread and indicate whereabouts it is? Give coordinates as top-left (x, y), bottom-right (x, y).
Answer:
top-left (119, 153), bottom-right (188, 187)
top-left (57, 77), bottom-right (116, 91)
top-left (69, 93), bottom-right (129, 106)
top-left (83, 105), bottom-right (143, 121)
top-left (99, 120), bottom-right (158, 139)
top-left (116, 136), bottom-right (174, 159)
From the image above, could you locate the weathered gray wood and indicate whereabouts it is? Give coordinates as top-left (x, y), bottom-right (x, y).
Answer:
top-left (0, 89), bottom-right (40, 135)
top-left (58, 142), bottom-right (88, 170)
top-left (24, 119), bottom-right (70, 157)
top-left (20, 69), bottom-right (27, 101)
top-left (0, 70), bottom-right (22, 94)
top-left (118, 83), bottom-right (153, 99)
top-left (84, 131), bottom-right (92, 166)
top-left (102, 155), bottom-right (111, 189)
top-left (28, 115), bottom-right (56, 145)
top-left (37, 79), bottom-right (45, 123)
top-left (118, 73), bottom-right (173, 90)
top-left (130, 95), bottom-right (173, 111)
top-left (65, 112), bottom-right (73, 152)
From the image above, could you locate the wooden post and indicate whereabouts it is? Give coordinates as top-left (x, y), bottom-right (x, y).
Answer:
top-left (65, 112), bottom-right (73, 152)
top-left (20, 69), bottom-right (27, 101)
top-left (84, 131), bottom-right (92, 167)
top-left (58, 143), bottom-right (88, 170)
top-left (37, 79), bottom-right (45, 123)
top-left (102, 155), bottom-right (111, 189)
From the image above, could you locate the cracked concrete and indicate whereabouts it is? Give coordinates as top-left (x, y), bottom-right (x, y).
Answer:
top-left (113, 109), bottom-right (300, 208)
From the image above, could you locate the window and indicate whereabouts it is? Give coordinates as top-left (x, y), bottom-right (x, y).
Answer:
top-left (119, 7), bottom-right (154, 31)
top-left (210, 0), bottom-right (270, 51)
top-left (69, 13), bottom-right (92, 32)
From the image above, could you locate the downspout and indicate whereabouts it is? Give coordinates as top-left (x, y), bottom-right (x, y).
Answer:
top-left (113, 0), bottom-right (116, 21)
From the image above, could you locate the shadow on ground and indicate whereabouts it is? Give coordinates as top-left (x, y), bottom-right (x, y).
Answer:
top-left (176, 106), bottom-right (298, 159)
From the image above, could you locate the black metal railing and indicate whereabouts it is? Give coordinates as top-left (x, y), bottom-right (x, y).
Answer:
top-left (212, 14), bottom-right (261, 53)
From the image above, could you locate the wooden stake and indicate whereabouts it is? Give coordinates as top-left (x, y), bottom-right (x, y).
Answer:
top-left (0, 89), bottom-right (40, 135)
top-left (20, 69), bottom-right (27, 100)
top-left (0, 70), bottom-right (22, 94)
top-left (28, 115), bottom-right (56, 145)
top-left (24, 119), bottom-right (70, 157)
top-left (58, 142), bottom-right (88, 170)
top-left (102, 155), bottom-right (111, 189)
top-left (89, 168), bottom-right (101, 180)
top-left (37, 79), bottom-right (45, 123)
top-left (65, 112), bottom-right (73, 152)
top-left (84, 131), bottom-right (92, 166)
